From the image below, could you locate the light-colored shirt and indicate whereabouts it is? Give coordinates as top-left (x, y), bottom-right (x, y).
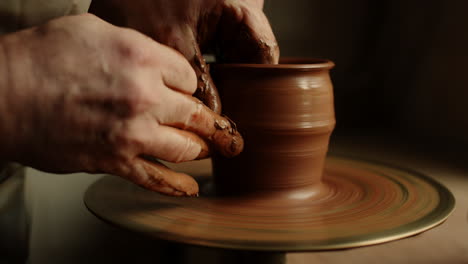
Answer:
top-left (0, 0), bottom-right (91, 34)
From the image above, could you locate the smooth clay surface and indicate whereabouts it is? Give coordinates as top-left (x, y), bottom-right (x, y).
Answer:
top-left (211, 59), bottom-right (336, 196)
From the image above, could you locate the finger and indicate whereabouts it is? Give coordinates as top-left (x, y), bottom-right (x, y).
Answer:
top-left (155, 42), bottom-right (198, 95)
top-left (175, 30), bottom-right (221, 113)
top-left (217, 1), bottom-right (280, 64)
top-left (152, 89), bottom-right (244, 158)
top-left (112, 25), bottom-right (198, 96)
top-left (151, 24), bottom-right (222, 113)
top-left (128, 157), bottom-right (199, 196)
top-left (141, 125), bottom-right (210, 162)
top-left (190, 43), bottom-right (222, 113)
top-left (128, 114), bottom-right (209, 162)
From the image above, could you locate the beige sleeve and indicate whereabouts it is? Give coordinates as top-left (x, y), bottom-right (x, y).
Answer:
top-left (0, 0), bottom-right (92, 34)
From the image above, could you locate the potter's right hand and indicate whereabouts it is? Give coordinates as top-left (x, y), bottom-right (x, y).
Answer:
top-left (0, 14), bottom-right (242, 196)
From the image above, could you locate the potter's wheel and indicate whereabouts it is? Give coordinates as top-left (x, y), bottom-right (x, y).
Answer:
top-left (84, 156), bottom-right (454, 251)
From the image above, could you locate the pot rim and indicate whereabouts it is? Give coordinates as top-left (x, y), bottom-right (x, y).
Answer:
top-left (212, 57), bottom-right (334, 70)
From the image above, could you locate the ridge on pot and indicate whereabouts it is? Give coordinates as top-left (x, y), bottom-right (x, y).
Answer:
top-left (210, 58), bottom-right (335, 198)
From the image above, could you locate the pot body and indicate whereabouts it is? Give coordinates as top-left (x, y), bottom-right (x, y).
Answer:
top-left (211, 59), bottom-right (335, 196)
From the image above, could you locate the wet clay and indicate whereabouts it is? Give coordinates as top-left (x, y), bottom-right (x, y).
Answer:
top-left (192, 49), bottom-right (222, 113)
top-left (211, 59), bottom-right (335, 196)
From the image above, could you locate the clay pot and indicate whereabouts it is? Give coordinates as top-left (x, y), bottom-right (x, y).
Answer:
top-left (211, 58), bottom-right (335, 197)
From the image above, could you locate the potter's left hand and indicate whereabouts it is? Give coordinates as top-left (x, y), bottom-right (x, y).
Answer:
top-left (90, 0), bottom-right (280, 113)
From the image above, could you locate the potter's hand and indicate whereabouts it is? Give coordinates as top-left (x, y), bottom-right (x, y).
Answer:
top-left (90, 0), bottom-right (280, 113)
top-left (0, 14), bottom-right (242, 196)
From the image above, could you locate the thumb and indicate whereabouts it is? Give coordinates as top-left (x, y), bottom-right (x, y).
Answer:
top-left (191, 43), bottom-right (222, 114)
top-left (163, 25), bottom-right (222, 113)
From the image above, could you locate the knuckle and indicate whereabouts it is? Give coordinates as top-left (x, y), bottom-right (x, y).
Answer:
top-left (116, 78), bottom-right (156, 116)
top-left (106, 122), bottom-right (139, 156)
top-left (121, 90), bottom-right (146, 116)
top-left (184, 102), bottom-right (212, 137)
top-left (186, 102), bottom-right (204, 127)
top-left (89, 124), bottom-right (145, 177)
top-left (113, 32), bottom-right (152, 66)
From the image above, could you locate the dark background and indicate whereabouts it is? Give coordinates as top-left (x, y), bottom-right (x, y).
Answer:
top-left (1, 1), bottom-right (463, 263)
top-left (264, 0), bottom-right (468, 152)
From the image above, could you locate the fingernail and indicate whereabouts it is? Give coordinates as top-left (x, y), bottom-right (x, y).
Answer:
top-left (228, 133), bottom-right (244, 157)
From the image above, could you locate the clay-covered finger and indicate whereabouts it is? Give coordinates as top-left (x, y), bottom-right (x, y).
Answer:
top-left (127, 157), bottom-right (199, 196)
top-left (153, 90), bottom-right (244, 157)
top-left (190, 43), bottom-right (222, 113)
top-left (217, 1), bottom-right (280, 64)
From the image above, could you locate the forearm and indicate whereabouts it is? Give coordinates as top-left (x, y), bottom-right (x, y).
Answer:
top-left (0, 31), bottom-right (34, 161)
top-left (0, 35), bottom-right (14, 160)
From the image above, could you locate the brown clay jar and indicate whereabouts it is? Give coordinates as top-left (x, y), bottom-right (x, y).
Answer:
top-left (211, 59), bottom-right (335, 197)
